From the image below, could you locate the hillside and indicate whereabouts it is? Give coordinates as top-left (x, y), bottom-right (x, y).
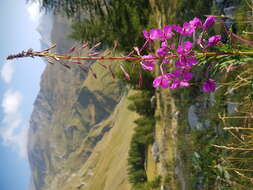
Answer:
top-left (28, 14), bottom-right (127, 190)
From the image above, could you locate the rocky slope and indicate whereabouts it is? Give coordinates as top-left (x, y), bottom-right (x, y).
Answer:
top-left (28, 14), bottom-right (127, 190)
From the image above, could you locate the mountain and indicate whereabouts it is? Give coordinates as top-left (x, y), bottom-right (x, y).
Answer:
top-left (37, 13), bottom-right (53, 50)
top-left (28, 13), bottom-right (130, 190)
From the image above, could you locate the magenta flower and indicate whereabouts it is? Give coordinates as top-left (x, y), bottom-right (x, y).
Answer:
top-left (141, 17), bottom-right (220, 92)
top-left (173, 24), bottom-right (182, 34)
top-left (173, 17), bottom-right (202, 36)
top-left (177, 41), bottom-right (193, 55)
top-left (176, 41), bottom-right (197, 69)
top-left (171, 68), bottom-right (192, 80)
top-left (153, 75), bottom-right (169, 88)
top-left (175, 56), bottom-right (197, 68)
top-left (169, 79), bottom-right (191, 89)
top-left (161, 41), bottom-right (168, 48)
top-left (150, 29), bottom-right (164, 40)
top-left (207, 35), bottom-right (221, 47)
top-left (141, 54), bottom-right (156, 71)
top-left (162, 58), bottom-right (170, 64)
top-left (182, 22), bottom-right (195, 35)
top-left (203, 16), bottom-right (215, 30)
top-left (189, 17), bottom-right (202, 28)
top-left (156, 41), bottom-right (171, 58)
top-left (163, 25), bottom-right (174, 39)
top-left (143, 30), bottom-right (150, 40)
top-left (202, 78), bottom-right (216, 92)
top-left (157, 47), bottom-right (168, 57)
top-left (166, 69), bottom-right (193, 89)
top-left (173, 22), bottom-right (195, 36)
top-left (149, 26), bottom-right (174, 41)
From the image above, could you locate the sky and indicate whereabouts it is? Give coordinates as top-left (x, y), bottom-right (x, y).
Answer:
top-left (0, 1), bottom-right (46, 190)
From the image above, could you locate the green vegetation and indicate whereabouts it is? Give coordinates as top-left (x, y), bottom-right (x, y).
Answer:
top-left (70, 0), bottom-right (151, 52)
top-left (127, 89), bottom-right (156, 189)
top-left (127, 113), bottom-right (156, 189)
top-left (190, 64), bottom-right (253, 189)
top-left (174, 0), bottom-right (212, 23)
top-left (173, 42), bottom-right (253, 189)
top-left (29, 0), bottom-right (96, 17)
top-left (116, 60), bottom-right (157, 189)
top-left (30, 0), bottom-right (151, 51)
top-left (130, 176), bottom-right (161, 190)
top-left (234, 0), bottom-right (253, 40)
top-left (166, 2), bottom-right (253, 189)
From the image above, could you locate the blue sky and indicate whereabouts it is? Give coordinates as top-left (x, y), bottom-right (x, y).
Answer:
top-left (0, 1), bottom-right (46, 190)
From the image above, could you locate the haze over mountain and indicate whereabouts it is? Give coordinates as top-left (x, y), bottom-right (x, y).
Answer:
top-left (37, 13), bottom-right (53, 50)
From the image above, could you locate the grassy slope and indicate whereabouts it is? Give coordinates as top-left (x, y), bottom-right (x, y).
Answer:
top-left (33, 48), bottom-right (137, 190)
top-left (60, 90), bottom-right (138, 190)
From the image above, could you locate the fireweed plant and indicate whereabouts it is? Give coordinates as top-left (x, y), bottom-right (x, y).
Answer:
top-left (6, 16), bottom-right (253, 92)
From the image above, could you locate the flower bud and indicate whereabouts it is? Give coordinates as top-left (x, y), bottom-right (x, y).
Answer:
top-left (208, 35), bottom-right (221, 47)
top-left (202, 78), bottom-right (216, 92)
top-left (203, 16), bottom-right (215, 30)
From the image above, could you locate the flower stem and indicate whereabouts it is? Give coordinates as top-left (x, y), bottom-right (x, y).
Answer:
top-left (7, 49), bottom-right (253, 63)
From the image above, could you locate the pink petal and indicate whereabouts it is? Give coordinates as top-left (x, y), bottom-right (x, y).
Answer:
top-left (141, 63), bottom-right (154, 71)
top-left (150, 29), bottom-right (164, 40)
top-left (143, 30), bottom-right (150, 40)
top-left (153, 76), bottom-right (162, 88)
top-left (161, 78), bottom-right (169, 88)
top-left (180, 81), bottom-right (190, 87)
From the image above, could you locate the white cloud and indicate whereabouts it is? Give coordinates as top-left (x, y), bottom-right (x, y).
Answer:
top-left (2, 90), bottom-right (22, 114)
top-left (1, 90), bottom-right (28, 158)
top-left (1, 61), bottom-right (14, 84)
top-left (27, 1), bottom-right (41, 22)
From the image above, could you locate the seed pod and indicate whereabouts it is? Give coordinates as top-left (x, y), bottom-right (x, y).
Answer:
top-left (79, 65), bottom-right (89, 73)
top-left (90, 42), bottom-right (101, 51)
top-left (108, 65), bottom-right (115, 79)
top-left (89, 52), bottom-right (100, 57)
top-left (61, 63), bottom-right (71, 69)
top-left (120, 64), bottom-right (130, 81)
top-left (138, 71), bottom-right (143, 87)
top-left (43, 44), bottom-right (56, 52)
top-left (98, 62), bottom-right (107, 69)
top-left (71, 61), bottom-right (82, 65)
top-left (47, 60), bottom-right (54, 65)
top-left (53, 56), bottom-right (60, 61)
top-left (89, 66), bottom-right (97, 79)
top-left (68, 46), bottom-right (76, 54)
top-left (80, 42), bottom-right (89, 49)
